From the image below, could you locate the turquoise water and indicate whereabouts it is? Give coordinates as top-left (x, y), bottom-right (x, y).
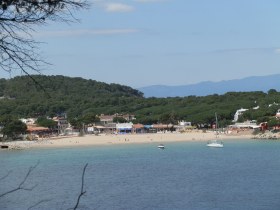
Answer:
top-left (1, 140), bottom-right (280, 210)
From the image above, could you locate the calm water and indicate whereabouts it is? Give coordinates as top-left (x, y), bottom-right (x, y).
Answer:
top-left (1, 139), bottom-right (280, 210)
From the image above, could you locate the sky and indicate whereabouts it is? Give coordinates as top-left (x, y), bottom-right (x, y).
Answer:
top-left (4, 0), bottom-right (280, 88)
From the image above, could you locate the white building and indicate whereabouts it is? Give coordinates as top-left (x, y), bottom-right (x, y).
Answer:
top-left (253, 106), bottom-right (259, 110)
top-left (229, 121), bottom-right (260, 130)
top-left (116, 123), bottom-right (133, 134)
top-left (20, 118), bottom-right (36, 125)
top-left (179, 121), bottom-right (192, 126)
top-left (276, 109), bottom-right (280, 118)
top-left (233, 108), bottom-right (248, 122)
top-left (53, 116), bottom-right (69, 134)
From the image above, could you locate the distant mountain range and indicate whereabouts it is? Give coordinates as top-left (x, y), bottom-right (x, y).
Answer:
top-left (138, 74), bottom-right (280, 98)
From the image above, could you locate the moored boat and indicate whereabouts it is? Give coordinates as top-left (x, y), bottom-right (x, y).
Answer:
top-left (207, 113), bottom-right (224, 148)
top-left (157, 144), bottom-right (165, 149)
top-left (207, 140), bottom-right (223, 148)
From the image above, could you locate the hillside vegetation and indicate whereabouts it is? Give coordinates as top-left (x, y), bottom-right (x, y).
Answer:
top-left (0, 75), bottom-right (280, 126)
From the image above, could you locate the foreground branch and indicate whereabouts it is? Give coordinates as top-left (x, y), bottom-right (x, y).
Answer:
top-left (0, 0), bottom-right (89, 74)
top-left (28, 199), bottom-right (52, 210)
top-left (0, 161), bottom-right (39, 198)
top-left (72, 163), bottom-right (88, 210)
top-left (0, 170), bottom-right (12, 181)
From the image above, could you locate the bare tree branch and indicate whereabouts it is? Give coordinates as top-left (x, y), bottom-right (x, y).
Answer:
top-left (0, 161), bottom-right (39, 198)
top-left (1, 162), bottom-right (91, 209)
top-left (0, 0), bottom-right (89, 75)
top-left (0, 170), bottom-right (12, 181)
top-left (27, 199), bottom-right (52, 210)
top-left (72, 163), bottom-right (88, 210)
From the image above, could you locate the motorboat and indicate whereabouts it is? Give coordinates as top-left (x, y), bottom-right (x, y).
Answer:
top-left (206, 140), bottom-right (223, 148)
top-left (157, 144), bottom-right (165, 149)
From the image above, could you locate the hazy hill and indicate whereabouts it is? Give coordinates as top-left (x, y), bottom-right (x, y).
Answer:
top-left (138, 74), bottom-right (280, 98)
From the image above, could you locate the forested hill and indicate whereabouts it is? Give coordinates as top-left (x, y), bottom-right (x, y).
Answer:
top-left (1, 75), bottom-right (280, 126)
top-left (0, 75), bottom-right (143, 99)
top-left (0, 75), bottom-right (143, 118)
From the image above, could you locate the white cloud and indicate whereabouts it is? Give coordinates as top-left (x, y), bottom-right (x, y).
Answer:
top-left (34, 29), bottom-right (139, 38)
top-left (104, 3), bottom-right (134, 12)
top-left (88, 29), bottom-right (138, 35)
top-left (274, 49), bottom-right (280, 54)
top-left (210, 47), bottom-right (280, 54)
top-left (134, 0), bottom-right (168, 2)
top-left (92, 0), bottom-right (166, 13)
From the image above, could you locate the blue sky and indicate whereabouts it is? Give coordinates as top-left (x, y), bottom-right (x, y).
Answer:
top-left (5, 0), bottom-right (280, 88)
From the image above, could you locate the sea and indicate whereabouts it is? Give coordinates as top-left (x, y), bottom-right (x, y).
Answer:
top-left (1, 139), bottom-right (280, 210)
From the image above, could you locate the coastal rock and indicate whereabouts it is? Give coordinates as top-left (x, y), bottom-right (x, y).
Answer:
top-left (252, 132), bottom-right (279, 140)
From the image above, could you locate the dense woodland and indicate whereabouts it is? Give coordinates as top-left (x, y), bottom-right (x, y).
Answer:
top-left (1, 75), bottom-right (280, 128)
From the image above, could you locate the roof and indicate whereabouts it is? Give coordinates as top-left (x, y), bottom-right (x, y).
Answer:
top-left (152, 124), bottom-right (173, 129)
top-left (144, 125), bottom-right (152, 129)
top-left (229, 123), bottom-right (260, 129)
top-left (99, 115), bottom-right (114, 121)
top-left (27, 126), bottom-right (49, 132)
top-left (94, 126), bottom-right (106, 129)
top-left (116, 123), bottom-right (133, 129)
top-left (133, 124), bottom-right (144, 129)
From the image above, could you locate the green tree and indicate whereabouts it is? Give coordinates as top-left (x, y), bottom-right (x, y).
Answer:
top-left (36, 117), bottom-right (57, 128)
top-left (256, 116), bottom-right (270, 124)
top-left (82, 114), bottom-right (100, 125)
top-left (69, 118), bottom-right (83, 129)
top-left (237, 115), bottom-right (245, 123)
top-left (267, 118), bottom-right (280, 128)
top-left (113, 117), bottom-right (127, 123)
top-left (268, 89), bottom-right (277, 95)
top-left (1, 120), bottom-right (27, 139)
top-left (159, 112), bottom-right (179, 124)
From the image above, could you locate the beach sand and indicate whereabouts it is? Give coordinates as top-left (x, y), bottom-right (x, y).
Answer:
top-left (2, 130), bottom-right (254, 149)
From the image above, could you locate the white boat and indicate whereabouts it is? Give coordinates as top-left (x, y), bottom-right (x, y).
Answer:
top-left (157, 144), bottom-right (165, 149)
top-left (207, 139), bottom-right (224, 148)
top-left (207, 113), bottom-right (224, 148)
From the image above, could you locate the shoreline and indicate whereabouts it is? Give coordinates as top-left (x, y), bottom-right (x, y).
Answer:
top-left (1, 131), bottom-right (256, 150)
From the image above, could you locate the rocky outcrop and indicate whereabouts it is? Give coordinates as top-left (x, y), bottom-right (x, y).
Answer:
top-left (252, 132), bottom-right (279, 140)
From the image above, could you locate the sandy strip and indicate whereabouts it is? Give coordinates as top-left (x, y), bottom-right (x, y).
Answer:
top-left (1, 131), bottom-right (253, 149)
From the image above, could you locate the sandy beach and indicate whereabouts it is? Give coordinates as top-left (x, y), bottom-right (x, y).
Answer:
top-left (1, 130), bottom-right (256, 149)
